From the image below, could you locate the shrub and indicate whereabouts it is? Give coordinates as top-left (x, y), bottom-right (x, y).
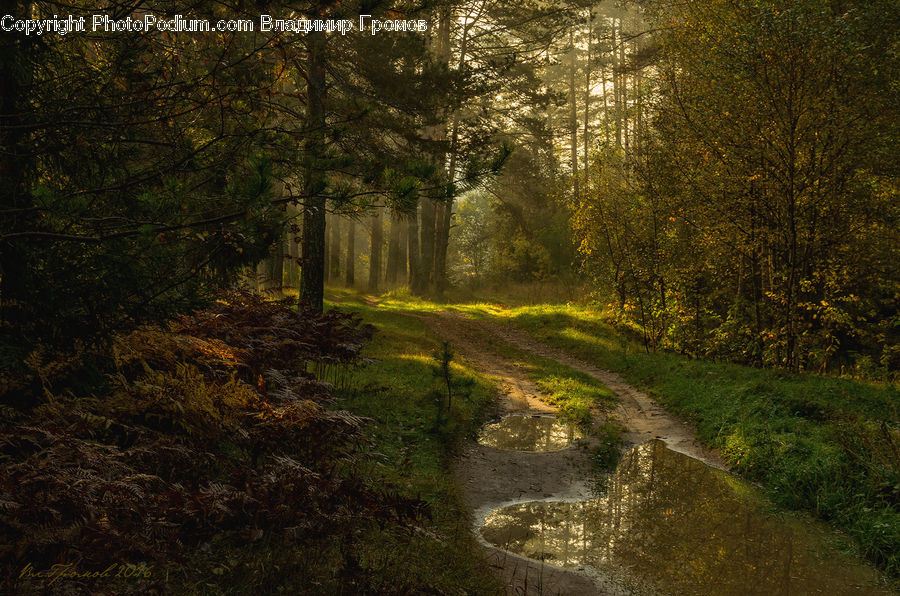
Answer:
top-left (0, 290), bottom-right (421, 594)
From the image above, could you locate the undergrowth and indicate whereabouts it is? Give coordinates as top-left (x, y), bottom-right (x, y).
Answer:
top-left (0, 289), bottom-right (497, 594)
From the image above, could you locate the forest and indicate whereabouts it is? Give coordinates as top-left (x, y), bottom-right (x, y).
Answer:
top-left (1, 0), bottom-right (897, 594)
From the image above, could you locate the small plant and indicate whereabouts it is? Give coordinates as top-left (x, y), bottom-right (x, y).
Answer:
top-left (593, 420), bottom-right (626, 472)
top-left (428, 341), bottom-right (477, 434)
top-left (432, 341), bottom-right (455, 412)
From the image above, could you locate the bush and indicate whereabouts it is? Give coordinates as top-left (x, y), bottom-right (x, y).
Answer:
top-left (0, 290), bottom-right (421, 594)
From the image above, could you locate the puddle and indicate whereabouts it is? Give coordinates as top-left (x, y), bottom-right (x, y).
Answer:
top-left (481, 440), bottom-right (890, 595)
top-left (477, 415), bottom-right (584, 452)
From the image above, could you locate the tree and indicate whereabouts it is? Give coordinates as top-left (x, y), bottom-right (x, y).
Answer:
top-left (385, 213), bottom-right (407, 286)
top-left (345, 217), bottom-right (356, 287)
top-left (440, 0), bottom-right (596, 289)
top-left (1, 0), bottom-right (291, 366)
top-left (368, 208), bottom-right (383, 293)
top-left (292, 0), bottom-right (488, 307)
top-left (574, 0), bottom-right (899, 373)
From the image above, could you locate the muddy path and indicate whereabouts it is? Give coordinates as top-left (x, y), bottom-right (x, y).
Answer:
top-left (421, 311), bottom-right (725, 595)
top-left (418, 311), bottom-right (894, 596)
top-left (436, 312), bottom-right (725, 470)
top-left (423, 312), bottom-right (604, 595)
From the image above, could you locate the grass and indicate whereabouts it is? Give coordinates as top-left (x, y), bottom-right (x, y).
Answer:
top-left (352, 288), bottom-right (898, 580)
top-left (340, 286), bottom-right (622, 440)
top-left (448, 320), bottom-right (617, 426)
top-left (320, 290), bottom-right (503, 593)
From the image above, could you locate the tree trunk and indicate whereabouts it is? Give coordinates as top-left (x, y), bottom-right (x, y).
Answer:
top-left (601, 57), bottom-right (611, 146)
top-left (329, 214), bottom-right (341, 280)
top-left (545, 47), bottom-right (558, 177)
top-left (613, 19), bottom-right (623, 150)
top-left (433, 200), bottom-right (450, 293)
top-left (407, 210), bottom-right (421, 289)
top-left (323, 214), bottom-right (331, 284)
top-left (569, 26), bottom-right (579, 200)
top-left (416, 199), bottom-right (435, 295)
top-left (434, 6), bottom-right (474, 294)
top-left (386, 213), bottom-right (402, 285)
top-left (345, 217), bottom-right (356, 287)
top-left (368, 208), bottom-right (383, 293)
top-left (633, 38), bottom-right (643, 154)
top-left (619, 17), bottom-right (629, 155)
top-left (257, 237), bottom-right (284, 293)
top-left (418, 5), bottom-right (452, 296)
top-left (299, 31), bottom-right (328, 311)
top-left (285, 219), bottom-right (300, 287)
top-left (398, 217), bottom-right (408, 283)
top-left (583, 10), bottom-right (593, 178)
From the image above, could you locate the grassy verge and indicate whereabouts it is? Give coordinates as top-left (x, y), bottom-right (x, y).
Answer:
top-left (323, 291), bottom-right (502, 593)
top-left (454, 322), bottom-right (617, 426)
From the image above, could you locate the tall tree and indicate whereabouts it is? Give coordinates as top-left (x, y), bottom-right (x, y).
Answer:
top-left (386, 213), bottom-right (404, 285)
top-left (330, 214), bottom-right (342, 280)
top-left (345, 217), bottom-right (356, 287)
top-left (407, 212), bottom-right (421, 288)
top-left (299, 26), bottom-right (328, 311)
top-left (368, 208), bottom-right (383, 293)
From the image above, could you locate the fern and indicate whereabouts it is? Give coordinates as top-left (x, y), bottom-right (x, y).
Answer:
top-left (1, 290), bottom-right (423, 594)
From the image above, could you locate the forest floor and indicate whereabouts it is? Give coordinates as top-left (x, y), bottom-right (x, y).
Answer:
top-left (5, 287), bottom-right (893, 594)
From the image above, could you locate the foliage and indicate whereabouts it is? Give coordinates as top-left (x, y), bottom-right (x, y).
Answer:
top-left (444, 0), bottom-right (600, 292)
top-left (449, 142), bottom-right (580, 289)
top-left (172, 289), bottom-right (374, 381)
top-left (572, 0), bottom-right (899, 376)
top-left (449, 192), bottom-right (495, 280)
top-left (0, 0), bottom-right (501, 363)
top-left (0, 0), bottom-right (292, 361)
top-left (0, 291), bottom-right (427, 594)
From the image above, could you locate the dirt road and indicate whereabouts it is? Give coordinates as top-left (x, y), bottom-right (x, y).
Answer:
top-left (422, 311), bottom-right (725, 595)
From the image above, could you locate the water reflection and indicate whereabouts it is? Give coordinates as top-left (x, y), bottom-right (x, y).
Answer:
top-left (478, 415), bottom-right (584, 452)
top-left (481, 440), bottom-right (889, 595)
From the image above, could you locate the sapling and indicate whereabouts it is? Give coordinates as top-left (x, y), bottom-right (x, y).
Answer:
top-left (432, 341), bottom-right (454, 412)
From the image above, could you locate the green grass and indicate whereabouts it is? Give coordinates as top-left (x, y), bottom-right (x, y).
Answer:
top-left (356, 289), bottom-right (898, 580)
top-left (448, 320), bottom-right (617, 426)
top-left (339, 286), bottom-right (621, 436)
top-left (320, 290), bottom-right (502, 593)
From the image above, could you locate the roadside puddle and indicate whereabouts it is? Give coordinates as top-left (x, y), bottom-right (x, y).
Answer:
top-left (480, 440), bottom-right (890, 595)
top-left (477, 414), bottom-right (584, 452)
